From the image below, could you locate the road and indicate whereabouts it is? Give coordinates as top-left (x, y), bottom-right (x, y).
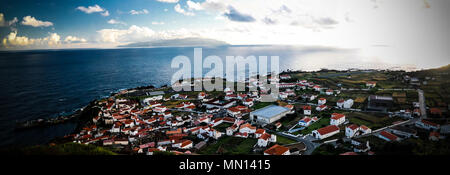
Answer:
top-left (277, 132), bottom-right (320, 155)
top-left (418, 89), bottom-right (427, 119)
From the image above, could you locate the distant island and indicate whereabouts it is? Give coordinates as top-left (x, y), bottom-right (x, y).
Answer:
top-left (119, 38), bottom-right (229, 48)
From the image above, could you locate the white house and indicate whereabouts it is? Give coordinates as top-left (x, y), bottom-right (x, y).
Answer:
top-left (316, 105), bottom-right (327, 111)
top-left (264, 144), bottom-right (290, 155)
top-left (303, 105), bottom-right (312, 115)
top-left (345, 124), bottom-right (360, 138)
top-left (318, 98), bottom-right (326, 105)
top-left (239, 123), bottom-right (256, 134)
top-left (337, 99), bottom-right (345, 108)
top-left (312, 125), bottom-right (340, 140)
top-left (330, 113), bottom-right (346, 126)
top-left (366, 81), bottom-right (377, 88)
top-left (415, 119), bottom-right (440, 130)
top-left (255, 129), bottom-right (266, 138)
top-left (326, 89), bottom-right (333, 95)
top-left (343, 99), bottom-right (354, 109)
top-left (257, 133), bottom-right (271, 147)
top-left (360, 125), bottom-right (372, 135)
top-left (298, 117), bottom-right (313, 127)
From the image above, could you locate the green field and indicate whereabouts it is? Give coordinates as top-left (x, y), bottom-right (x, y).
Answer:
top-left (0, 143), bottom-right (118, 155)
top-left (213, 123), bottom-right (233, 132)
top-left (344, 112), bottom-right (405, 130)
top-left (199, 136), bottom-right (257, 155)
top-left (275, 134), bottom-right (298, 145)
top-left (298, 117), bottom-right (331, 135)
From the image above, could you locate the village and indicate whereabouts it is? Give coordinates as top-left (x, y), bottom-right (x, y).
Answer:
top-left (65, 67), bottom-right (450, 155)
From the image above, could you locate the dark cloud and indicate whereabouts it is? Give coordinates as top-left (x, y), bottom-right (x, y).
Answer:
top-left (223, 6), bottom-right (255, 22)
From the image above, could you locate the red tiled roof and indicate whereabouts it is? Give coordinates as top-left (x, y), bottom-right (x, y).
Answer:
top-left (331, 113), bottom-right (345, 120)
top-left (380, 131), bottom-right (398, 141)
top-left (316, 125), bottom-right (339, 135)
top-left (303, 105), bottom-right (312, 110)
top-left (181, 140), bottom-right (193, 148)
top-left (255, 129), bottom-right (265, 134)
top-left (259, 133), bottom-right (271, 140)
top-left (360, 125), bottom-right (369, 130)
top-left (264, 144), bottom-right (289, 155)
top-left (421, 119), bottom-right (439, 127)
top-left (347, 124), bottom-right (359, 130)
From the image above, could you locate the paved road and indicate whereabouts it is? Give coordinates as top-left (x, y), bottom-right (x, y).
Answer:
top-left (418, 89), bottom-right (427, 119)
top-left (277, 132), bottom-right (320, 155)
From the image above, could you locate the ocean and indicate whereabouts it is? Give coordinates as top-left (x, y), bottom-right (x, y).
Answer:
top-left (0, 45), bottom-right (401, 146)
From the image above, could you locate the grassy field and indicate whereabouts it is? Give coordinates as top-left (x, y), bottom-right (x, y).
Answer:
top-left (275, 134), bottom-right (298, 145)
top-left (0, 143), bottom-right (118, 155)
top-left (199, 136), bottom-right (257, 155)
top-left (213, 123), bottom-right (233, 132)
top-left (344, 112), bottom-right (405, 130)
top-left (251, 102), bottom-right (275, 110)
top-left (298, 117), bottom-right (330, 135)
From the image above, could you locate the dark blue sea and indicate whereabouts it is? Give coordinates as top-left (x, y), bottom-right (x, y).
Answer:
top-left (0, 46), bottom-right (368, 146)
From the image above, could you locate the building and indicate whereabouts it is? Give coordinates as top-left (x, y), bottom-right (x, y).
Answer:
top-left (312, 125), bottom-right (340, 140)
top-left (298, 117), bottom-right (313, 127)
top-left (318, 98), bottom-right (326, 105)
top-left (264, 144), bottom-right (290, 155)
top-left (367, 95), bottom-right (394, 112)
top-left (366, 81), bottom-right (377, 88)
top-left (378, 131), bottom-right (399, 142)
top-left (390, 126), bottom-right (417, 138)
top-left (343, 99), bottom-right (354, 109)
top-left (316, 105), bottom-right (327, 111)
top-left (303, 105), bottom-right (312, 115)
top-left (337, 99), bottom-right (345, 108)
top-left (250, 105), bottom-right (291, 124)
top-left (415, 119), bottom-right (440, 130)
top-left (203, 99), bottom-right (237, 109)
top-left (346, 124), bottom-right (360, 138)
top-left (330, 113), bottom-right (346, 125)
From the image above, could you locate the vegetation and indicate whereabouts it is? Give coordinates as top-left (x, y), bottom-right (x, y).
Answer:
top-left (199, 136), bottom-right (257, 155)
top-left (0, 143), bottom-right (118, 155)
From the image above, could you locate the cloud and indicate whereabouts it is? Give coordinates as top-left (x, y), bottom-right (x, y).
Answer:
top-left (152, 21), bottom-right (165, 25)
top-left (174, 4), bottom-right (194, 16)
top-left (21, 16), bottom-right (53, 27)
top-left (0, 13), bottom-right (18, 27)
top-left (64, 36), bottom-right (87, 43)
top-left (223, 6), bottom-right (255, 22)
top-left (130, 9), bottom-right (149, 15)
top-left (97, 25), bottom-right (156, 43)
top-left (2, 31), bottom-right (60, 47)
top-left (262, 17), bottom-right (277, 25)
top-left (314, 17), bottom-right (338, 26)
top-left (107, 19), bottom-right (126, 25)
top-left (187, 0), bottom-right (204, 11)
top-left (76, 4), bottom-right (109, 16)
top-left (156, 0), bottom-right (179, 3)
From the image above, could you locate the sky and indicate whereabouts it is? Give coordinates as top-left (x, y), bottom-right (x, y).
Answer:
top-left (0, 0), bottom-right (449, 69)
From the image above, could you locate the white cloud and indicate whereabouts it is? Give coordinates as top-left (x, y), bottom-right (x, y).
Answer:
top-left (0, 13), bottom-right (18, 27)
top-left (101, 11), bottom-right (110, 17)
top-left (107, 19), bottom-right (126, 25)
top-left (2, 31), bottom-right (60, 47)
top-left (130, 9), bottom-right (149, 15)
top-left (97, 25), bottom-right (156, 43)
top-left (21, 16), bottom-right (53, 27)
top-left (174, 4), bottom-right (194, 16)
top-left (156, 0), bottom-right (179, 3)
top-left (187, 0), bottom-right (204, 11)
top-left (152, 21), bottom-right (165, 25)
top-left (76, 4), bottom-right (109, 16)
top-left (64, 36), bottom-right (87, 43)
